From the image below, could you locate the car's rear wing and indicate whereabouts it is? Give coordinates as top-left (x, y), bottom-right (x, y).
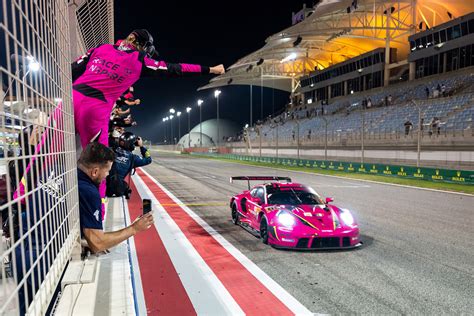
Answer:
top-left (230, 176), bottom-right (291, 190)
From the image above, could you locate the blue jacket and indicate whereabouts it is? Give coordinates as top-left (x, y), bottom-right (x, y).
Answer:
top-left (114, 146), bottom-right (152, 179)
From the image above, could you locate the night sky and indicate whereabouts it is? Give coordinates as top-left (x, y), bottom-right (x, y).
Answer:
top-left (114, 1), bottom-right (314, 143)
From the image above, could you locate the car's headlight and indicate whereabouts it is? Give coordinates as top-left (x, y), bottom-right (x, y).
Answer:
top-left (340, 209), bottom-right (355, 226)
top-left (277, 212), bottom-right (296, 227)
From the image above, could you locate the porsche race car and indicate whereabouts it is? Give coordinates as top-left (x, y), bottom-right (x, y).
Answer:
top-left (229, 176), bottom-right (361, 250)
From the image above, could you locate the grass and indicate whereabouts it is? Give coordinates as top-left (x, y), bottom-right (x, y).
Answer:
top-left (190, 155), bottom-right (474, 195)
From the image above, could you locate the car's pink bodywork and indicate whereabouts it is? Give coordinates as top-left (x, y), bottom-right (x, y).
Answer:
top-left (230, 182), bottom-right (361, 249)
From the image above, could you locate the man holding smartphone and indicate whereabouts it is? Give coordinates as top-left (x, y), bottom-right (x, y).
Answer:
top-left (78, 142), bottom-right (154, 253)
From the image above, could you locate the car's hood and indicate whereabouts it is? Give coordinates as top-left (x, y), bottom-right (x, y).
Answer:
top-left (277, 204), bottom-right (343, 231)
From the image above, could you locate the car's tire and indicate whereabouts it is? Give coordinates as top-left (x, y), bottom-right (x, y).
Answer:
top-left (231, 203), bottom-right (240, 225)
top-left (260, 217), bottom-right (269, 244)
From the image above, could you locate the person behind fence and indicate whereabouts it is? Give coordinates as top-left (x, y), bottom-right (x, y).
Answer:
top-left (78, 142), bottom-right (154, 254)
top-left (404, 120), bottom-right (413, 135)
top-left (106, 132), bottom-right (151, 198)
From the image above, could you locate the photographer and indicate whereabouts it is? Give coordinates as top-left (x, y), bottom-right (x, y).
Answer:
top-left (106, 132), bottom-right (152, 198)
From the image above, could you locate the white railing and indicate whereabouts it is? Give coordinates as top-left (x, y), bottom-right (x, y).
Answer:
top-left (0, 0), bottom-right (80, 315)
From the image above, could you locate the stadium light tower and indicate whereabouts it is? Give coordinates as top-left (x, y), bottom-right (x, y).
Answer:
top-left (177, 111), bottom-right (182, 141)
top-left (186, 107), bottom-right (192, 148)
top-left (214, 90), bottom-right (221, 147)
top-left (197, 99), bottom-right (204, 147)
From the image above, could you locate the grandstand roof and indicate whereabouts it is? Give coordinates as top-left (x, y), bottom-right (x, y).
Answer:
top-left (199, 0), bottom-right (474, 92)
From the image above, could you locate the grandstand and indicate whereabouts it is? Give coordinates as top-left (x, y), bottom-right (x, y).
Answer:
top-left (201, 1), bottom-right (474, 168)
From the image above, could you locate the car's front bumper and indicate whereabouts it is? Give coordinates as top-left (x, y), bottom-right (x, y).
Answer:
top-left (268, 225), bottom-right (361, 250)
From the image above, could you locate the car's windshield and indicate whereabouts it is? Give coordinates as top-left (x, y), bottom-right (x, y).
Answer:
top-left (266, 186), bottom-right (324, 205)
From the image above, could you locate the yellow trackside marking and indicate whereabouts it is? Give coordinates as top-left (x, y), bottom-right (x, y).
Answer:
top-left (273, 226), bottom-right (280, 241)
top-left (293, 213), bottom-right (319, 230)
top-left (158, 202), bottom-right (227, 207)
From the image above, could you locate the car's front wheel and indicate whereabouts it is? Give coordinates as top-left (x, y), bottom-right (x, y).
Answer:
top-left (260, 217), bottom-right (268, 244)
top-left (231, 203), bottom-right (240, 225)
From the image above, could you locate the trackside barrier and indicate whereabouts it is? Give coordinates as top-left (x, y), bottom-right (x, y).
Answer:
top-left (191, 153), bottom-right (474, 185)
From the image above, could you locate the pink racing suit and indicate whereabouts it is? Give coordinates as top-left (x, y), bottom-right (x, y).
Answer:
top-left (72, 44), bottom-right (210, 213)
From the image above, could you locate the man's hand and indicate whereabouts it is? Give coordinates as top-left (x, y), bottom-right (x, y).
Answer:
top-left (136, 136), bottom-right (143, 147)
top-left (131, 213), bottom-right (154, 234)
top-left (135, 99), bottom-right (141, 105)
top-left (210, 64), bottom-right (225, 75)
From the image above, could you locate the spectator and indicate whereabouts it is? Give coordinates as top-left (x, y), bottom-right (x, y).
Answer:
top-left (388, 94), bottom-right (392, 104)
top-left (292, 130), bottom-right (295, 141)
top-left (78, 142), bottom-right (154, 254)
top-left (441, 84), bottom-right (446, 97)
top-left (429, 117), bottom-right (440, 136)
top-left (433, 117), bottom-right (441, 135)
top-left (367, 98), bottom-right (372, 108)
top-left (404, 120), bottom-right (413, 135)
top-left (433, 86), bottom-right (439, 98)
top-left (307, 129), bottom-right (312, 140)
top-left (425, 86), bottom-right (430, 98)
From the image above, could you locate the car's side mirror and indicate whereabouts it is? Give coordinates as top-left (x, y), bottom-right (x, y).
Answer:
top-left (325, 197), bottom-right (334, 203)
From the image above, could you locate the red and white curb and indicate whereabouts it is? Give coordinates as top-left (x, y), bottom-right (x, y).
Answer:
top-left (128, 168), bottom-right (313, 315)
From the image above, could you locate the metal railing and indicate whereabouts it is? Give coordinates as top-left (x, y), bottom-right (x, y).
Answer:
top-left (1, 0), bottom-right (79, 314)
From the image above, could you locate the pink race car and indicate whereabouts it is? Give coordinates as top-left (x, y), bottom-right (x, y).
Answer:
top-left (229, 176), bottom-right (362, 250)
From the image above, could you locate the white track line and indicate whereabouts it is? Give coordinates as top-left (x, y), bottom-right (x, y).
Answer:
top-left (139, 168), bottom-right (314, 315)
top-left (133, 173), bottom-right (245, 316)
top-left (122, 198), bottom-right (147, 316)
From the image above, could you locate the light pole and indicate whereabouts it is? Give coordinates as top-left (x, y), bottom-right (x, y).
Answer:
top-left (22, 56), bottom-right (40, 103)
top-left (296, 119), bottom-right (300, 159)
top-left (243, 124), bottom-right (252, 154)
top-left (257, 122), bottom-right (262, 158)
top-left (162, 117), bottom-right (168, 143)
top-left (186, 107), bottom-right (192, 148)
top-left (169, 108), bottom-right (175, 144)
top-left (197, 99), bottom-right (203, 147)
top-left (250, 85), bottom-right (253, 127)
top-left (2, 55), bottom-right (41, 107)
top-left (361, 104), bottom-right (365, 164)
top-left (412, 100), bottom-right (422, 167)
top-left (322, 116), bottom-right (328, 161)
top-left (169, 115), bottom-right (174, 146)
top-left (214, 90), bottom-right (221, 147)
top-left (177, 111), bottom-right (182, 142)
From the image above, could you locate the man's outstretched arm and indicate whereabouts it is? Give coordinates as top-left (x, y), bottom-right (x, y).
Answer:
top-left (83, 213), bottom-right (154, 253)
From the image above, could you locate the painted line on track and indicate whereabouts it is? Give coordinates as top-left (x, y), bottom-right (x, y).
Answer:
top-left (132, 174), bottom-right (245, 315)
top-left (128, 179), bottom-right (197, 315)
top-left (122, 197), bottom-right (147, 315)
top-left (137, 167), bottom-right (314, 315)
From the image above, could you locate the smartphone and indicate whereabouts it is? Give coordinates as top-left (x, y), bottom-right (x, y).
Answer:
top-left (143, 199), bottom-right (152, 215)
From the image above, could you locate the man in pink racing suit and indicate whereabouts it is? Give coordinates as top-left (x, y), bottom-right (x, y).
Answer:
top-left (71, 29), bottom-right (224, 212)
